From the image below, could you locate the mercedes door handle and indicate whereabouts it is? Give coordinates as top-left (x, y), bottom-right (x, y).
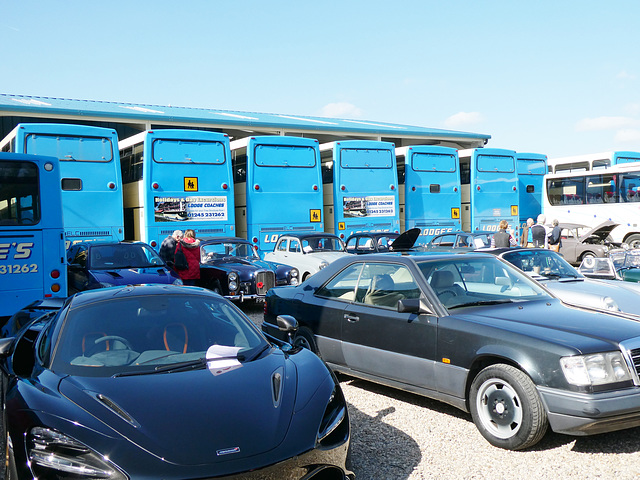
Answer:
top-left (344, 314), bottom-right (359, 322)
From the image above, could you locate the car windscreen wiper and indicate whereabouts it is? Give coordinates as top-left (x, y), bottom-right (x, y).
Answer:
top-left (238, 344), bottom-right (269, 363)
top-left (113, 355), bottom-right (241, 377)
top-left (448, 299), bottom-right (514, 309)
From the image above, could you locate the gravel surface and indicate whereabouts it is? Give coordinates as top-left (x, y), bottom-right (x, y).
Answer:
top-left (241, 303), bottom-right (640, 480)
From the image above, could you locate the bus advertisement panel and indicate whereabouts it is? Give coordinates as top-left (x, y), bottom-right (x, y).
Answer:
top-left (516, 152), bottom-right (547, 230)
top-left (459, 148), bottom-right (519, 240)
top-left (119, 130), bottom-right (235, 249)
top-left (0, 152), bottom-right (66, 317)
top-left (321, 140), bottom-right (400, 240)
top-left (0, 123), bottom-right (124, 248)
top-left (231, 136), bottom-right (323, 255)
top-left (543, 163), bottom-right (640, 248)
top-left (396, 145), bottom-right (461, 245)
top-left (548, 151), bottom-right (640, 173)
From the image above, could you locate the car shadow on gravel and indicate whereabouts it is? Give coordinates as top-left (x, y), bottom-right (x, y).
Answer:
top-left (347, 402), bottom-right (421, 479)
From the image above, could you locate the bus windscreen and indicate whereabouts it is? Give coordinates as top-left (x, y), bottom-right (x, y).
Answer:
top-left (152, 139), bottom-right (226, 164)
top-left (341, 149), bottom-right (392, 169)
top-left (517, 160), bottom-right (547, 175)
top-left (25, 134), bottom-right (113, 162)
top-left (477, 154), bottom-right (515, 173)
top-left (254, 145), bottom-right (316, 167)
top-left (412, 153), bottom-right (456, 172)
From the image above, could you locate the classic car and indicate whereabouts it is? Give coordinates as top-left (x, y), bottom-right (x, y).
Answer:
top-left (485, 247), bottom-right (640, 316)
top-left (345, 228), bottom-right (420, 254)
top-left (67, 241), bottom-right (183, 294)
top-left (264, 233), bottom-right (349, 281)
top-left (0, 285), bottom-right (352, 479)
top-left (197, 237), bottom-right (298, 301)
top-left (578, 249), bottom-right (640, 283)
top-left (422, 231), bottom-right (492, 251)
top-left (263, 252), bottom-right (640, 450)
top-left (557, 221), bottom-right (622, 265)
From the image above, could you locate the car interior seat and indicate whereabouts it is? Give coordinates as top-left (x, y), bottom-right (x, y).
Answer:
top-left (363, 274), bottom-right (405, 308)
top-left (430, 270), bottom-right (465, 305)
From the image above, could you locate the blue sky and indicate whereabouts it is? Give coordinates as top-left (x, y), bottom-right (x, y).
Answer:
top-left (3, 1), bottom-right (640, 158)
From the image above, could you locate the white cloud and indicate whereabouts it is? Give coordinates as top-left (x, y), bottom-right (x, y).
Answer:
top-left (444, 111), bottom-right (484, 128)
top-left (318, 102), bottom-right (363, 119)
top-left (615, 129), bottom-right (640, 143)
top-left (575, 116), bottom-right (637, 132)
top-left (617, 70), bottom-right (636, 80)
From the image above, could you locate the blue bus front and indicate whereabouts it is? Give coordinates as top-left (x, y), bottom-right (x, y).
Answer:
top-left (240, 136), bottom-right (323, 255)
top-left (0, 153), bottom-right (67, 317)
top-left (463, 148), bottom-right (519, 239)
top-left (135, 130), bottom-right (235, 249)
top-left (613, 151), bottom-right (640, 165)
top-left (9, 123), bottom-right (124, 248)
top-left (516, 153), bottom-right (547, 230)
top-left (324, 141), bottom-right (400, 240)
top-left (401, 146), bottom-right (461, 245)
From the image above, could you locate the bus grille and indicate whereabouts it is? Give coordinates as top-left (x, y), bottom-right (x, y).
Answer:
top-left (256, 271), bottom-right (275, 295)
top-left (69, 230), bottom-right (111, 237)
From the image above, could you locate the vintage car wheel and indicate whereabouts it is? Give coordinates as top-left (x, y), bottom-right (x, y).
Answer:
top-left (293, 327), bottom-right (319, 354)
top-left (469, 364), bottom-right (548, 450)
top-left (625, 234), bottom-right (640, 249)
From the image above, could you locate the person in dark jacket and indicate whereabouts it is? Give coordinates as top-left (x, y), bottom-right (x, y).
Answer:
top-left (531, 214), bottom-right (549, 248)
top-left (548, 219), bottom-right (562, 252)
top-left (159, 230), bottom-right (183, 266)
top-left (491, 220), bottom-right (517, 248)
top-left (175, 229), bottom-right (201, 286)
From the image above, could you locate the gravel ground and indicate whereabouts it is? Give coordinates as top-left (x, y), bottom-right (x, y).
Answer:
top-left (241, 303), bottom-right (640, 480)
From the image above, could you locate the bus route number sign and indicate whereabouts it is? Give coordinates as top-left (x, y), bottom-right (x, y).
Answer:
top-left (184, 177), bottom-right (198, 192)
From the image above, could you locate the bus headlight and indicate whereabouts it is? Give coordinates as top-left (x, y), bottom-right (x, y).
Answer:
top-left (560, 352), bottom-right (632, 386)
top-left (228, 272), bottom-right (238, 291)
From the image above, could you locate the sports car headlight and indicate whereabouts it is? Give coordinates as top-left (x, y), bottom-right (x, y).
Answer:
top-left (602, 296), bottom-right (619, 311)
top-left (228, 272), bottom-right (238, 291)
top-left (318, 261), bottom-right (330, 270)
top-left (560, 352), bottom-right (632, 386)
top-left (317, 384), bottom-right (348, 447)
top-left (28, 427), bottom-right (126, 479)
top-left (290, 268), bottom-right (299, 286)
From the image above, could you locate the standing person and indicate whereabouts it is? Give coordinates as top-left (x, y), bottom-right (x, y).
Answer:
top-left (159, 230), bottom-right (183, 266)
top-left (531, 214), bottom-right (549, 248)
top-left (491, 220), bottom-right (517, 248)
top-left (176, 229), bottom-right (201, 286)
top-left (521, 218), bottom-right (534, 247)
top-left (548, 219), bottom-right (562, 252)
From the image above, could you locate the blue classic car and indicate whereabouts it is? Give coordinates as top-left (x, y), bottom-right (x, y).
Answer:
top-left (67, 241), bottom-right (183, 294)
top-left (197, 237), bottom-right (299, 301)
top-left (0, 285), bottom-right (352, 479)
top-left (263, 252), bottom-right (640, 450)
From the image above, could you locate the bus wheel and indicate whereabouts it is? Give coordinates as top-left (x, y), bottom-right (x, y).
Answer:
top-left (625, 234), bottom-right (640, 249)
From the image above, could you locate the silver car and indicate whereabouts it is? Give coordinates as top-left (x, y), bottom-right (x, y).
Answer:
top-left (490, 247), bottom-right (640, 317)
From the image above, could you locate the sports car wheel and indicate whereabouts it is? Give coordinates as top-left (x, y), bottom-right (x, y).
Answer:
top-left (293, 327), bottom-right (318, 354)
top-left (469, 364), bottom-right (547, 450)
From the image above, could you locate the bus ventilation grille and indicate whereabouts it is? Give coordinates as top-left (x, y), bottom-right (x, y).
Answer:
top-left (256, 271), bottom-right (275, 296)
top-left (74, 230), bottom-right (111, 237)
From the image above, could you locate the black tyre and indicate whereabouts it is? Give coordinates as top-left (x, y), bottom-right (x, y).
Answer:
top-left (469, 364), bottom-right (548, 450)
top-left (302, 272), bottom-right (311, 282)
top-left (293, 327), bottom-right (318, 354)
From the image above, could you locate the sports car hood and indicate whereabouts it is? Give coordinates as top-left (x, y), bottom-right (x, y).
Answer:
top-left (578, 220), bottom-right (619, 242)
top-left (452, 299), bottom-right (640, 352)
top-left (58, 350), bottom-right (299, 466)
top-left (92, 267), bottom-right (177, 286)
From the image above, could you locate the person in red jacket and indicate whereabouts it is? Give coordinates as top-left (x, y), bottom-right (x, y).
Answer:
top-left (175, 229), bottom-right (201, 285)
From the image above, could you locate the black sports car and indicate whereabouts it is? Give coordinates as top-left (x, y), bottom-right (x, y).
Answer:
top-left (0, 285), bottom-right (352, 479)
top-left (263, 252), bottom-right (640, 450)
top-left (198, 237), bottom-right (299, 301)
top-left (67, 241), bottom-right (183, 294)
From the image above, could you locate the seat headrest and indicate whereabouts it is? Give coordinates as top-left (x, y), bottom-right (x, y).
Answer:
top-left (431, 270), bottom-right (454, 289)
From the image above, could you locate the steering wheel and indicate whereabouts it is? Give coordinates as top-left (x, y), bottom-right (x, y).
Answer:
top-left (87, 335), bottom-right (133, 356)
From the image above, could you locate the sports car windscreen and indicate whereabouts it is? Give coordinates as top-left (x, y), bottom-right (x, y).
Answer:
top-left (47, 294), bottom-right (268, 377)
top-left (418, 257), bottom-right (551, 309)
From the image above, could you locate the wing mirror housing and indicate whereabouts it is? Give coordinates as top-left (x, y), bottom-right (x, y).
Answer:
top-left (397, 298), bottom-right (433, 315)
top-left (276, 315), bottom-right (299, 333)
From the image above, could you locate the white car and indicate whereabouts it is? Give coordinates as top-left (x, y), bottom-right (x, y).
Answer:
top-left (264, 233), bottom-right (350, 281)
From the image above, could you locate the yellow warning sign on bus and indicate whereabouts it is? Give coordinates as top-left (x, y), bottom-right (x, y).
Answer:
top-left (511, 205), bottom-right (518, 216)
top-left (451, 207), bottom-right (460, 219)
top-left (338, 222), bottom-right (346, 230)
top-left (310, 209), bottom-right (321, 222)
top-left (184, 177), bottom-right (198, 192)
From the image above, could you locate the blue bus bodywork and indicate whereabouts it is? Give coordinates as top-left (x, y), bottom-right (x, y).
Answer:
top-left (1, 123), bottom-right (124, 247)
top-left (397, 145), bottom-right (461, 245)
top-left (231, 136), bottom-right (323, 255)
top-left (516, 152), bottom-right (547, 229)
top-left (119, 129), bottom-right (235, 249)
top-left (459, 148), bottom-right (519, 239)
top-left (0, 152), bottom-right (67, 317)
top-left (321, 140), bottom-right (400, 240)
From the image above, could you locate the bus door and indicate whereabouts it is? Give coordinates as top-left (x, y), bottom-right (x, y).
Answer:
top-left (516, 153), bottom-right (547, 231)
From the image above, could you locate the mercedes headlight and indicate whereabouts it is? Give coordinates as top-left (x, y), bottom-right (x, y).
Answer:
top-left (560, 352), bottom-right (632, 386)
top-left (318, 261), bottom-right (329, 270)
top-left (228, 272), bottom-right (238, 291)
top-left (28, 427), bottom-right (126, 479)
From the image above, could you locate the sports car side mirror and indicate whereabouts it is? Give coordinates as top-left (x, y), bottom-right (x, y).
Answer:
top-left (276, 315), bottom-right (299, 333)
top-left (397, 298), bottom-right (433, 315)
